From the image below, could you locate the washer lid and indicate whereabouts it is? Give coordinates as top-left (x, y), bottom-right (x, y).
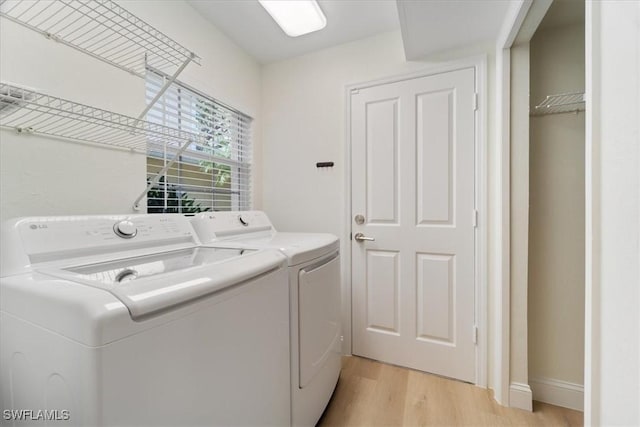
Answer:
top-left (224, 232), bottom-right (339, 266)
top-left (41, 247), bottom-right (286, 319)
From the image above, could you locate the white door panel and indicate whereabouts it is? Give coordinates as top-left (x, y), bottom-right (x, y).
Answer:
top-left (351, 68), bottom-right (476, 382)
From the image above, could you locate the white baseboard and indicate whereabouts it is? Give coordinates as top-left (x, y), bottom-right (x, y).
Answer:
top-left (530, 377), bottom-right (584, 412)
top-left (509, 382), bottom-right (533, 411)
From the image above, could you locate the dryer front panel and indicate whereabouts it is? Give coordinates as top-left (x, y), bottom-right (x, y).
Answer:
top-left (298, 254), bottom-right (341, 388)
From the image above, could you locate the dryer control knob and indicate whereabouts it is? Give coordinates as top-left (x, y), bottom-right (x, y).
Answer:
top-left (238, 215), bottom-right (249, 226)
top-left (114, 220), bottom-right (137, 238)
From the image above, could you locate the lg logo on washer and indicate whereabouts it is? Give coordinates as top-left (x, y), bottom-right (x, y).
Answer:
top-left (29, 224), bottom-right (47, 230)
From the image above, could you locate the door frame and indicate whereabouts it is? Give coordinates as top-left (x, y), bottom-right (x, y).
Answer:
top-left (342, 56), bottom-right (488, 387)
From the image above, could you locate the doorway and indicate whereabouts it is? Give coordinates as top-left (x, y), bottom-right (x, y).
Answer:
top-left (527, 0), bottom-right (586, 411)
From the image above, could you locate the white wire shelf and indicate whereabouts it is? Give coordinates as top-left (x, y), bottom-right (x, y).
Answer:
top-left (532, 92), bottom-right (585, 116)
top-left (0, 82), bottom-right (250, 210)
top-left (0, 0), bottom-right (200, 77)
top-left (0, 82), bottom-right (209, 155)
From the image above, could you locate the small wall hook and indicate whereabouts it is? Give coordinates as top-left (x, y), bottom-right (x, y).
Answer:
top-left (316, 162), bottom-right (334, 168)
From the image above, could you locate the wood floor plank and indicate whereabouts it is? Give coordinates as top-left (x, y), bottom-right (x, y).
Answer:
top-left (351, 355), bottom-right (383, 381)
top-left (367, 363), bottom-right (409, 426)
top-left (318, 356), bottom-right (583, 427)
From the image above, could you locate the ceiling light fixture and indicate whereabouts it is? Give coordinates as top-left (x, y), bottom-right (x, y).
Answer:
top-left (258, 0), bottom-right (327, 37)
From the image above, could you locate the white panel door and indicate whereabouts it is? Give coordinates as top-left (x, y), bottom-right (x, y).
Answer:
top-left (351, 68), bottom-right (476, 382)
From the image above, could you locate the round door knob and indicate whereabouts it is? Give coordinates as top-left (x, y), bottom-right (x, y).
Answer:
top-left (114, 220), bottom-right (137, 238)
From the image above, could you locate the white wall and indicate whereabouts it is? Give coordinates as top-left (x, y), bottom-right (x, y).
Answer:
top-left (261, 30), bottom-right (502, 391)
top-left (585, 1), bottom-right (640, 425)
top-left (528, 22), bottom-right (585, 389)
top-left (262, 31), bottom-right (444, 234)
top-left (0, 1), bottom-right (261, 223)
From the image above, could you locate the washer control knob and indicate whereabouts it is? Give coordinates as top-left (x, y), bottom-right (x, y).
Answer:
top-left (238, 215), bottom-right (249, 226)
top-left (114, 220), bottom-right (137, 239)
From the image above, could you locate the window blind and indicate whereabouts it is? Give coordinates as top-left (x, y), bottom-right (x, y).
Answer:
top-left (145, 68), bottom-right (252, 213)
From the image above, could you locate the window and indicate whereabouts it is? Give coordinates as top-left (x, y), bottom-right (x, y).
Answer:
top-left (145, 68), bottom-right (252, 213)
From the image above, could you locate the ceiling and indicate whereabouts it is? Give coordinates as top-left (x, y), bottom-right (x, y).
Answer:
top-left (398, 0), bottom-right (512, 60)
top-left (189, 0), bottom-right (518, 64)
top-left (537, 0), bottom-right (584, 32)
top-left (188, 0), bottom-right (400, 64)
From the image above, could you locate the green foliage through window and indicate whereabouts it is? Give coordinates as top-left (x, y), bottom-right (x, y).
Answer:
top-left (147, 177), bottom-right (211, 214)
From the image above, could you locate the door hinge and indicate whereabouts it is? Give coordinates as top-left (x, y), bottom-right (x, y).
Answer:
top-left (473, 325), bottom-right (478, 344)
top-left (349, 232), bottom-right (353, 241)
top-left (473, 93), bottom-right (478, 111)
top-left (473, 209), bottom-right (479, 228)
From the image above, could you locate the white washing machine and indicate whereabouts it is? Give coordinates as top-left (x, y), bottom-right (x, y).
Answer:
top-left (191, 211), bottom-right (342, 427)
top-left (0, 214), bottom-right (291, 426)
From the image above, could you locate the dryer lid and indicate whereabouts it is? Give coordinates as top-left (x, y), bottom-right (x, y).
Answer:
top-left (253, 232), bottom-right (339, 266)
top-left (220, 232), bottom-right (339, 266)
top-left (190, 211), bottom-right (339, 265)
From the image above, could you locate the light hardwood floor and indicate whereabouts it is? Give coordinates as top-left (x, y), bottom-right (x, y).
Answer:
top-left (318, 356), bottom-right (583, 427)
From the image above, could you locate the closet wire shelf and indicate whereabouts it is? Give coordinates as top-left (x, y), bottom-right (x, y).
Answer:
top-left (531, 92), bottom-right (585, 116)
top-left (0, 82), bottom-right (212, 156)
top-left (0, 0), bottom-right (201, 77)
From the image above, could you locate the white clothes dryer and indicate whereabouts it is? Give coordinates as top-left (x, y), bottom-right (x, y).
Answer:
top-left (191, 211), bottom-right (342, 427)
top-left (0, 214), bottom-right (290, 426)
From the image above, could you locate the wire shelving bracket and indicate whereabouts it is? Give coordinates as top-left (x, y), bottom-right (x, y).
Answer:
top-left (0, 82), bottom-right (201, 210)
top-left (532, 92), bottom-right (585, 116)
